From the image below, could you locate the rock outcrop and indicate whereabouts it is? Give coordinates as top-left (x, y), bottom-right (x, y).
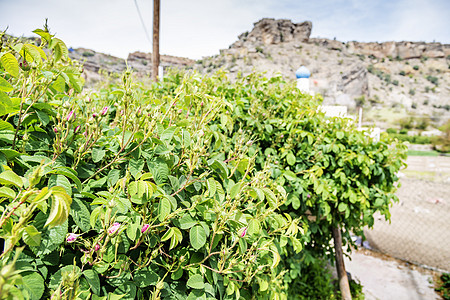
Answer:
top-left (347, 41), bottom-right (450, 59)
top-left (231, 18), bottom-right (312, 48)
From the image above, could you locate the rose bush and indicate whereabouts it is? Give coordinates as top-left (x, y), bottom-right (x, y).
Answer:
top-left (0, 27), bottom-right (299, 299)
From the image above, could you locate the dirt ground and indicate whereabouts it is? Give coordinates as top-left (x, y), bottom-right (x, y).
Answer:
top-left (344, 155), bottom-right (450, 299)
top-left (364, 156), bottom-right (450, 272)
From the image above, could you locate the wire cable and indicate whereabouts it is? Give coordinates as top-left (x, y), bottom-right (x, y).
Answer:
top-left (133, 0), bottom-right (152, 45)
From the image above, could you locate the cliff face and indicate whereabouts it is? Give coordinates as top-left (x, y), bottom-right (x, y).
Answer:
top-left (195, 18), bottom-right (450, 126)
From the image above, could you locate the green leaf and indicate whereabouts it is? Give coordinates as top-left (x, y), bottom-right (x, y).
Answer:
top-left (157, 197), bottom-right (171, 222)
top-left (107, 169), bottom-right (121, 187)
top-left (52, 38), bottom-right (69, 61)
top-left (190, 225), bottom-right (206, 250)
top-left (23, 225), bottom-right (41, 246)
top-left (187, 274), bottom-right (205, 289)
top-left (129, 158), bottom-right (144, 179)
top-left (206, 178), bottom-right (216, 197)
top-left (83, 269), bottom-right (100, 295)
top-left (179, 214), bottom-right (197, 230)
top-left (161, 126), bottom-right (177, 143)
top-left (49, 174), bottom-right (72, 196)
top-left (21, 44), bottom-right (42, 64)
top-left (0, 94), bottom-right (20, 116)
top-left (148, 160), bottom-right (169, 184)
top-left (247, 219), bottom-right (261, 236)
top-left (182, 129), bottom-right (191, 147)
top-left (262, 188), bottom-right (277, 208)
top-left (70, 198), bottom-right (90, 232)
top-left (338, 202), bottom-right (347, 212)
top-left (0, 120), bottom-right (14, 132)
top-left (337, 131), bottom-right (345, 140)
top-left (92, 148), bottom-right (106, 163)
top-left (45, 186), bottom-right (72, 228)
top-left (229, 182), bottom-right (241, 199)
top-left (291, 195), bottom-right (300, 210)
top-left (0, 170), bottom-right (23, 187)
top-left (286, 152), bottom-right (296, 166)
top-left (32, 29), bottom-right (52, 44)
top-left (48, 167), bottom-right (81, 191)
top-left (0, 76), bottom-right (13, 92)
top-left (0, 148), bottom-right (22, 161)
top-left (1, 53), bottom-right (19, 77)
top-left (21, 272), bottom-right (44, 300)
top-left (134, 269), bottom-right (159, 288)
top-left (51, 74), bottom-right (66, 92)
top-left (0, 186), bottom-right (15, 199)
top-left (32, 212), bottom-right (68, 256)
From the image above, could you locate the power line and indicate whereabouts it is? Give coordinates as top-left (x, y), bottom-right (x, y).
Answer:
top-left (133, 0), bottom-right (152, 45)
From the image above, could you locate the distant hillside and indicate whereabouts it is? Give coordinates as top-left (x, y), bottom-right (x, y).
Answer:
top-left (194, 18), bottom-right (450, 128)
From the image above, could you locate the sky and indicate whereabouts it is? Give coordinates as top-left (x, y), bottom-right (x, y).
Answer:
top-left (0, 0), bottom-right (449, 60)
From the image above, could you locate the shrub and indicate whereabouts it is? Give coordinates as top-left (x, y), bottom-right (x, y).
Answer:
top-left (386, 128), bottom-right (397, 134)
top-left (426, 75), bottom-right (439, 85)
top-left (0, 28), bottom-right (296, 299)
top-left (413, 65), bottom-right (420, 70)
top-left (82, 51), bottom-right (95, 57)
top-left (409, 89), bottom-right (416, 96)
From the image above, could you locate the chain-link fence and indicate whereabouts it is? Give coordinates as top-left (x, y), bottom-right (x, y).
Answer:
top-left (363, 156), bottom-right (450, 272)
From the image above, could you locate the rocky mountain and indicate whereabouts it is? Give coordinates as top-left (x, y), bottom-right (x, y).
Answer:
top-left (58, 18), bottom-right (449, 128)
top-left (194, 18), bottom-right (450, 128)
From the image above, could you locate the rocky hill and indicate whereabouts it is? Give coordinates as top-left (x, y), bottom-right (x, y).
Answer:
top-left (67, 48), bottom-right (195, 84)
top-left (194, 18), bottom-right (450, 128)
top-left (49, 18), bottom-right (450, 128)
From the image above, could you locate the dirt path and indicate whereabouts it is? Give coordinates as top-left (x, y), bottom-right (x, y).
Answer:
top-left (345, 249), bottom-right (440, 300)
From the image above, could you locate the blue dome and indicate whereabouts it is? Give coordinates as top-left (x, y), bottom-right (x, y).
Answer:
top-left (295, 66), bottom-right (310, 78)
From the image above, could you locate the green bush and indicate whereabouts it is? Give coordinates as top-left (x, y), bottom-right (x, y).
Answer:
top-left (386, 128), bottom-right (397, 134)
top-left (0, 28), bottom-right (294, 299)
top-left (0, 26), bottom-right (407, 299)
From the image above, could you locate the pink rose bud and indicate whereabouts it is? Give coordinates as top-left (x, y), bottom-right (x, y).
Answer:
top-left (262, 113), bottom-right (266, 117)
top-left (141, 224), bottom-right (150, 234)
top-left (108, 222), bottom-right (121, 235)
top-left (101, 106), bottom-right (109, 116)
top-left (66, 233), bottom-right (78, 243)
top-left (74, 125), bottom-right (81, 133)
top-left (94, 244), bottom-right (100, 251)
top-left (239, 227), bottom-right (247, 238)
top-left (53, 128), bottom-right (58, 133)
top-left (93, 113), bottom-right (98, 118)
top-left (246, 140), bottom-right (253, 146)
top-left (178, 109), bottom-right (183, 114)
top-left (280, 134), bottom-right (284, 138)
top-left (66, 110), bottom-right (75, 122)
top-left (307, 194), bottom-right (311, 198)
top-left (200, 101), bottom-right (204, 107)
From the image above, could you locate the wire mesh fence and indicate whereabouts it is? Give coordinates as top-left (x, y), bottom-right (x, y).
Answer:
top-left (363, 156), bottom-right (450, 272)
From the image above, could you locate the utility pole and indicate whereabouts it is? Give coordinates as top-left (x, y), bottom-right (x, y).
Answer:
top-left (152, 0), bottom-right (160, 82)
